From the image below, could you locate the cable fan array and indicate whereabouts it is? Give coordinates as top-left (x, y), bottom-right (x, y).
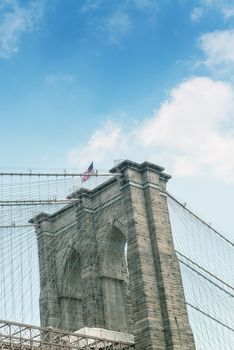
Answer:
top-left (0, 170), bottom-right (105, 325)
top-left (0, 170), bottom-right (233, 350)
top-left (167, 193), bottom-right (234, 350)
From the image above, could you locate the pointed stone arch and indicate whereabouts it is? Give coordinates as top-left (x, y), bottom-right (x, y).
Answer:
top-left (112, 218), bottom-right (127, 240)
top-left (59, 247), bottom-right (83, 331)
top-left (112, 218), bottom-right (129, 276)
top-left (100, 223), bottom-right (130, 332)
top-left (56, 241), bottom-right (73, 293)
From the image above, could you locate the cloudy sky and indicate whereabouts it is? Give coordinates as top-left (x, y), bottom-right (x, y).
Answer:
top-left (0, 0), bottom-right (234, 239)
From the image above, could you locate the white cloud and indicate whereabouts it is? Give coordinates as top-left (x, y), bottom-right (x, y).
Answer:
top-left (81, 0), bottom-right (157, 45)
top-left (46, 74), bottom-right (75, 87)
top-left (68, 121), bottom-right (128, 168)
top-left (128, 0), bottom-right (158, 10)
top-left (68, 77), bottom-right (234, 183)
top-left (0, 0), bottom-right (45, 59)
top-left (138, 77), bottom-right (234, 181)
top-left (81, 0), bottom-right (157, 13)
top-left (190, 7), bottom-right (203, 22)
top-left (104, 11), bottom-right (132, 44)
top-left (199, 29), bottom-right (234, 67)
top-left (190, 1), bottom-right (234, 21)
top-left (200, 0), bottom-right (214, 5)
top-left (222, 6), bottom-right (234, 19)
top-left (80, 0), bottom-right (103, 14)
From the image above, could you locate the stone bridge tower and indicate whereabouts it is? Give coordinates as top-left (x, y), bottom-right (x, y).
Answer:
top-left (31, 160), bottom-right (195, 350)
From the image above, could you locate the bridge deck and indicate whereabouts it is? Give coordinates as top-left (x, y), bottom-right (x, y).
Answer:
top-left (0, 320), bottom-right (135, 350)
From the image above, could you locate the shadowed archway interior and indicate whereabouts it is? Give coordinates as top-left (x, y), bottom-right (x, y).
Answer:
top-left (60, 249), bottom-right (83, 331)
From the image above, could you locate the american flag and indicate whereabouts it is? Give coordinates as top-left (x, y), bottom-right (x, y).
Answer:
top-left (81, 162), bottom-right (95, 182)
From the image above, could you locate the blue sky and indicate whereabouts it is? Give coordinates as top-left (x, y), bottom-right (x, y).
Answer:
top-left (0, 0), bottom-right (234, 239)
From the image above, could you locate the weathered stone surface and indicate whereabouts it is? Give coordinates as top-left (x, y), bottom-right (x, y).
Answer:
top-left (32, 160), bottom-right (195, 350)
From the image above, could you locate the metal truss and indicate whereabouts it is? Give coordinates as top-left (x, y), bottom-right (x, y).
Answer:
top-left (0, 320), bottom-right (135, 350)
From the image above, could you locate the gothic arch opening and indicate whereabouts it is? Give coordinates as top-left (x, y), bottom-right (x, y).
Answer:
top-left (104, 227), bottom-right (126, 276)
top-left (60, 248), bottom-right (83, 331)
top-left (101, 226), bottom-right (131, 332)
